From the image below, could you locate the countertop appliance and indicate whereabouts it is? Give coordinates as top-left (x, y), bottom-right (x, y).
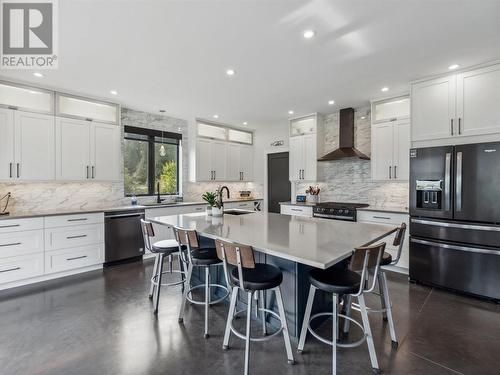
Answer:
top-left (105, 209), bottom-right (145, 265)
top-left (409, 142), bottom-right (500, 301)
top-left (313, 202), bottom-right (369, 221)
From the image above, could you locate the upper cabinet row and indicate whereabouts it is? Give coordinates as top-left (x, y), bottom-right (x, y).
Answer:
top-left (194, 122), bottom-right (254, 182)
top-left (0, 81), bottom-right (121, 182)
top-left (411, 63), bottom-right (500, 142)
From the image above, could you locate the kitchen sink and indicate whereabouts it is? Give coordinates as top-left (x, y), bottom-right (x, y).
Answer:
top-left (224, 209), bottom-right (254, 216)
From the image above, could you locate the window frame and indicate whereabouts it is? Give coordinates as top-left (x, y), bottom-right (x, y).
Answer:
top-left (124, 125), bottom-right (181, 197)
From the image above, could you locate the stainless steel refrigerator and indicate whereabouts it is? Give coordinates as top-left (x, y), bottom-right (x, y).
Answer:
top-left (409, 142), bottom-right (500, 300)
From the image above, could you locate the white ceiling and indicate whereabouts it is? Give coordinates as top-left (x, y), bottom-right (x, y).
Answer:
top-left (1, 0), bottom-right (499, 129)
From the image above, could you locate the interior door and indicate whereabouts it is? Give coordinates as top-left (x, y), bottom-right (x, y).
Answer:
top-left (454, 142), bottom-right (500, 223)
top-left (56, 118), bottom-right (91, 180)
top-left (268, 152), bottom-right (290, 213)
top-left (14, 111), bottom-right (55, 180)
top-left (411, 75), bottom-right (456, 141)
top-left (302, 134), bottom-right (317, 181)
top-left (371, 122), bottom-right (394, 180)
top-left (196, 138), bottom-right (212, 181)
top-left (289, 136), bottom-right (303, 181)
top-left (91, 122), bottom-right (121, 181)
top-left (0, 108), bottom-right (15, 180)
top-left (240, 144), bottom-right (253, 181)
top-left (394, 121), bottom-right (411, 180)
top-left (456, 64), bottom-right (500, 137)
top-left (226, 143), bottom-right (240, 181)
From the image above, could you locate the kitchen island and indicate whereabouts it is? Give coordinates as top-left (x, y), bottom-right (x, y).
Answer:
top-left (150, 211), bottom-right (398, 336)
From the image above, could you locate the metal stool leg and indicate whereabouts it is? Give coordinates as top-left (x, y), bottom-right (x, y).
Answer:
top-left (178, 254), bottom-right (185, 293)
top-left (148, 254), bottom-right (160, 299)
top-left (204, 266), bottom-right (210, 338)
top-left (259, 290), bottom-right (267, 335)
top-left (244, 291), bottom-right (253, 375)
top-left (358, 294), bottom-right (380, 373)
top-left (178, 263), bottom-right (193, 323)
top-left (378, 273), bottom-right (388, 321)
top-left (168, 254), bottom-right (173, 273)
top-left (298, 285), bottom-right (316, 352)
top-left (275, 287), bottom-right (295, 364)
top-left (342, 294), bottom-right (353, 334)
top-left (153, 253), bottom-right (165, 314)
top-left (223, 286), bottom-right (239, 350)
top-left (380, 271), bottom-right (398, 347)
top-left (332, 293), bottom-right (338, 375)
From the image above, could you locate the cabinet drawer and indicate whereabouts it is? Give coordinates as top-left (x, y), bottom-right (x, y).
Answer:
top-left (0, 217), bottom-right (44, 234)
top-left (226, 201), bottom-right (254, 210)
top-left (280, 205), bottom-right (313, 217)
top-left (44, 212), bottom-right (104, 228)
top-left (45, 244), bottom-right (103, 274)
top-left (45, 223), bottom-right (104, 251)
top-left (0, 230), bottom-right (44, 258)
top-left (183, 205), bottom-right (206, 214)
top-left (357, 210), bottom-right (408, 225)
top-left (145, 204), bottom-right (205, 218)
top-left (0, 253), bottom-right (44, 284)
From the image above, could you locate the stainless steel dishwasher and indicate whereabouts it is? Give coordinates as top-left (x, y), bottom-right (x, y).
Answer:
top-left (104, 209), bottom-right (145, 265)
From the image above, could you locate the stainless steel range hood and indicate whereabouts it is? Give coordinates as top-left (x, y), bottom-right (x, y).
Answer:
top-left (318, 107), bottom-right (370, 161)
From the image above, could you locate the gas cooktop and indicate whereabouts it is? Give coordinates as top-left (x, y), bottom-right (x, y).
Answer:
top-left (313, 202), bottom-right (369, 221)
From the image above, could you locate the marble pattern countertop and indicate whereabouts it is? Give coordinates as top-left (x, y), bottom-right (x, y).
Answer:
top-left (279, 201), bottom-right (408, 214)
top-left (0, 198), bottom-right (263, 220)
top-left (150, 211), bottom-right (397, 269)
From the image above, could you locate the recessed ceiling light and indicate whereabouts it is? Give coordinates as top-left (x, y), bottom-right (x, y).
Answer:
top-left (226, 69), bottom-right (235, 76)
top-left (288, 110), bottom-right (294, 115)
top-left (303, 30), bottom-right (315, 39)
top-left (328, 100), bottom-right (335, 105)
top-left (110, 90), bottom-right (118, 95)
top-left (361, 116), bottom-right (367, 120)
top-left (381, 87), bottom-right (389, 92)
top-left (33, 72), bottom-right (44, 78)
top-left (213, 114), bottom-right (219, 119)
top-left (178, 127), bottom-right (182, 131)
top-left (243, 122), bottom-right (248, 125)
top-left (448, 64), bottom-right (460, 70)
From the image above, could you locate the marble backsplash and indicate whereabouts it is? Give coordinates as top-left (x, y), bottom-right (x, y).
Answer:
top-left (296, 107), bottom-right (409, 209)
top-left (0, 108), bottom-right (262, 214)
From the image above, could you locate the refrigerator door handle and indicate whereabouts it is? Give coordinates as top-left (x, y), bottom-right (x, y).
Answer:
top-left (411, 218), bottom-right (500, 232)
top-left (411, 238), bottom-right (500, 256)
top-left (444, 152), bottom-right (451, 211)
top-left (456, 151), bottom-right (463, 212)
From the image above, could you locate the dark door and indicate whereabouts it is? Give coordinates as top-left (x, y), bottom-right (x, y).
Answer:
top-left (409, 146), bottom-right (453, 219)
top-left (454, 142), bottom-right (500, 223)
top-left (268, 152), bottom-right (290, 213)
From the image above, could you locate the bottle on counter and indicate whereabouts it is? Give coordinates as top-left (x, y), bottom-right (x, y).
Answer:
top-left (131, 195), bottom-right (138, 206)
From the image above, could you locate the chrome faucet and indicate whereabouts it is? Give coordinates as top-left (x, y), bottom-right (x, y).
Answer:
top-left (217, 186), bottom-right (230, 207)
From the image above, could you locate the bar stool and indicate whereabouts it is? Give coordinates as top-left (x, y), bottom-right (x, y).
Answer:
top-left (174, 227), bottom-right (229, 338)
top-left (140, 219), bottom-right (186, 315)
top-left (343, 223), bottom-right (407, 348)
top-left (215, 238), bottom-right (294, 375)
top-left (298, 243), bottom-right (385, 375)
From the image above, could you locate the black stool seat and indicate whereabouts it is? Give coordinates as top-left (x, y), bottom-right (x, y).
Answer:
top-left (380, 252), bottom-right (392, 266)
top-left (191, 247), bottom-right (221, 266)
top-left (309, 267), bottom-right (361, 295)
top-left (152, 239), bottom-right (184, 254)
top-left (231, 263), bottom-right (283, 291)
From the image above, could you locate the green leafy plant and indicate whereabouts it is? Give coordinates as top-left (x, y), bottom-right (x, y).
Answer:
top-left (202, 192), bottom-right (217, 207)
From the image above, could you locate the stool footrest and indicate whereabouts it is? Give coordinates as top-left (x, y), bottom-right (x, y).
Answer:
top-left (151, 269), bottom-right (186, 287)
top-left (308, 312), bottom-right (367, 348)
top-left (230, 307), bottom-right (283, 343)
top-left (186, 284), bottom-right (229, 305)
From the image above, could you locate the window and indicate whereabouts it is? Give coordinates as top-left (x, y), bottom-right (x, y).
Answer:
top-left (124, 126), bottom-right (181, 196)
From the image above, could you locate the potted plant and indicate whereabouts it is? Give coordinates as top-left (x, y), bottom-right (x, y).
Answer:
top-left (212, 196), bottom-right (224, 217)
top-left (202, 192), bottom-right (217, 215)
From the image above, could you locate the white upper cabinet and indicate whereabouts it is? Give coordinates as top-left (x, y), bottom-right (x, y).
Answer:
top-left (373, 97), bottom-right (410, 123)
top-left (56, 94), bottom-right (118, 124)
top-left (0, 82), bottom-right (53, 114)
top-left (289, 113), bottom-right (323, 182)
top-left (195, 138), bottom-right (227, 181)
top-left (411, 62), bottom-right (500, 143)
top-left (394, 121), bottom-right (411, 180)
top-left (0, 108), bottom-right (15, 180)
top-left (411, 75), bottom-right (456, 142)
top-left (456, 64), bottom-right (500, 137)
top-left (228, 129), bottom-right (253, 144)
top-left (227, 143), bottom-right (253, 181)
top-left (91, 122), bottom-right (121, 181)
top-left (239, 145), bottom-right (253, 181)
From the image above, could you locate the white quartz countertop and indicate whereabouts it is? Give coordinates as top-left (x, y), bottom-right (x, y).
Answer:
top-left (0, 198), bottom-right (262, 220)
top-left (150, 211), bottom-right (398, 269)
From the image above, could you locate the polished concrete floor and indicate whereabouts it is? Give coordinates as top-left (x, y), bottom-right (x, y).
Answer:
top-left (1, 260), bottom-right (499, 375)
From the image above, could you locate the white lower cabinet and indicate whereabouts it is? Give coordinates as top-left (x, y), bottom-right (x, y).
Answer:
top-left (0, 253), bottom-right (44, 284)
top-left (0, 229), bottom-right (44, 258)
top-left (45, 244), bottom-right (103, 274)
top-left (44, 223), bottom-right (104, 251)
top-left (357, 210), bottom-right (409, 271)
top-left (280, 204), bottom-right (313, 217)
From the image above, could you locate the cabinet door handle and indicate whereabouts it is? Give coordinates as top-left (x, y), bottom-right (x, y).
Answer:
top-left (67, 218), bottom-right (88, 222)
top-left (394, 165), bottom-right (397, 179)
top-left (0, 224), bottom-right (20, 229)
top-left (450, 119), bottom-right (454, 135)
top-left (66, 234), bottom-right (87, 240)
top-left (458, 118), bottom-right (462, 135)
top-left (0, 242), bottom-right (21, 247)
top-left (91, 166), bottom-right (95, 179)
top-left (16, 163), bottom-right (20, 178)
top-left (86, 166), bottom-right (89, 179)
top-left (214, 171), bottom-right (216, 180)
top-left (66, 255), bottom-right (88, 261)
top-left (389, 166), bottom-right (392, 179)
top-left (0, 266), bottom-right (21, 273)
top-left (9, 163), bottom-right (12, 178)
top-left (373, 216), bottom-right (391, 220)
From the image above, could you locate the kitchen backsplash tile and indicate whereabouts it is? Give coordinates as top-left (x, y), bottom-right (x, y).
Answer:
top-left (296, 106), bottom-right (409, 209)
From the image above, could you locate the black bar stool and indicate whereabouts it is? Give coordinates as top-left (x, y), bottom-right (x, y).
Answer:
top-left (140, 219), bottom-right (186, 315)
top-left (173, 227), bottom-right (229, 338)
top-left (215, 238), bottom-right (294, 375)
top-left (297, 243), bottom-right (385, 375)
top-left (343, 223), bottom-right (407, 348)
